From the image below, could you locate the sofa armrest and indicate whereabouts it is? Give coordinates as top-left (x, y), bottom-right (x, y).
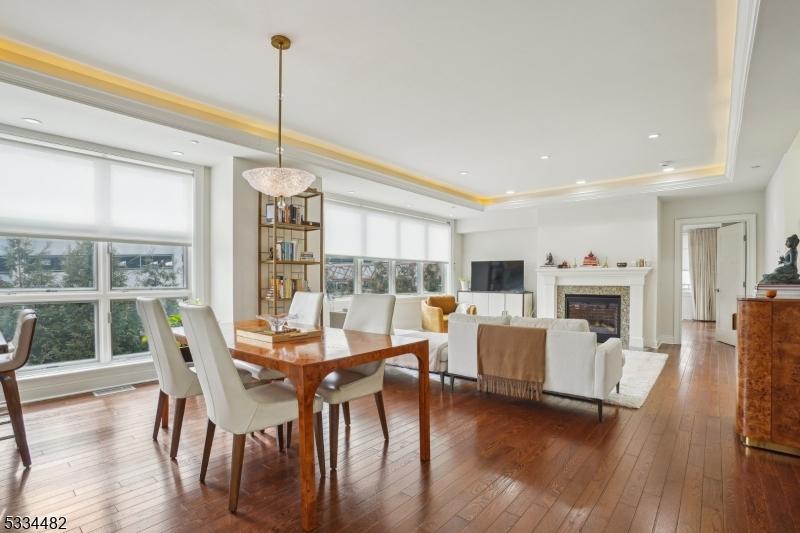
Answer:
top-left (594, 338), bottom-right (624, 399)
top-left (421, 301), bottom-right (446, 332)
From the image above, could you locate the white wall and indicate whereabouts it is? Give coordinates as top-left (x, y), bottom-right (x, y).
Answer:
top-left (764, 129), bottom-right (800, 269)
top-left (209, 157), bottom-right (260, 322)
top-left (458, 196), bottom-right (659, 346)
top-left (657, 191), bottom-right (765, 343)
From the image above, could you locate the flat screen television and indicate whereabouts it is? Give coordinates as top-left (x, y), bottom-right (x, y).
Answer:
top-left (470, 261), bottom-right (524, 292)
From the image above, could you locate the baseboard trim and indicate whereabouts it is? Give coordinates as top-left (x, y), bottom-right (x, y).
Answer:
top-left (1, 359), bottom-right (157, 405)
top-left (658, 335), bottom-right (678, 346)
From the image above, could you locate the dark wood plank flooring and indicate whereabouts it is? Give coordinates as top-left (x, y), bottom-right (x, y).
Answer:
top-left (1, 322), bottom-right (798, 532)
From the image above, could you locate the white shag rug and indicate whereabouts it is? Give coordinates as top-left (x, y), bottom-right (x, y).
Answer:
top-left (605, 350), bottom-right (668, 408)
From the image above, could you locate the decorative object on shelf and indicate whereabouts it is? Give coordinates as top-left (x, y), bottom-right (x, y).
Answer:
top-left (558, 260), bottom-right (570, 269)
top-left (542, 252), bottom-right (555, 267)
top-left (582, 251), bottom-right (599, 267)
top-left (573, 258), bottom-right (578, 268)
top-left (764, 289), bottom-right (778, 298)
top-left (241, 34), bottom-right (315, 208)
top-left (760, 234), bottom-right (800, 285)
top-left (616, 262), bottom-right (628, 268)
top-left (459, 277), bottom-right (470, 291)
top-left (635, 258), bottom-right (647, 267)
top-left (602, 256), bottom-right (609, 268)
top-left (299, 251), bottom-right (316, 261)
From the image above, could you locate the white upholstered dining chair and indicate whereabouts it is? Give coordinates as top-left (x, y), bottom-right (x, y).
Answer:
top-left (317, 293), bottom-right (395, 470)
top-left (179, 302), bottom-right (326, 513)
top-left (137, 298), bottom-right (275, 459)
top-left (0, 309), bottom-right (36, 467)
top-left (235, 291), bottom-right (324, 383)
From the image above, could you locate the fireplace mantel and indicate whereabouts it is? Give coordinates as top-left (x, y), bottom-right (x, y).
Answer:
top-left (536, 267), bottom-right (652, 348)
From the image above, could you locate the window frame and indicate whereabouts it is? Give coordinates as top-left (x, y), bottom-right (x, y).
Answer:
top-left (0, 130), bottom-right (206, 372)
top-left (324, 255), bottom-right (449, 299)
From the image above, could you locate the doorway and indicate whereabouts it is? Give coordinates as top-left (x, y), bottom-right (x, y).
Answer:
top-left (673, 214), bottom-right (756, 346)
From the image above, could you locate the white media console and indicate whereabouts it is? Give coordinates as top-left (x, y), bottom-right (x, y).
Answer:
top-left (456, 290), bottom-right (534, 317)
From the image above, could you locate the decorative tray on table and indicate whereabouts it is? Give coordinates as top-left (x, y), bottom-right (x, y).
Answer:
top-left (236, 314), bottom-right (322, 344)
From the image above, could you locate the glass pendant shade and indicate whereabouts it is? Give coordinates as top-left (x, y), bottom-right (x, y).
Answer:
top-left (242, 166), bottom-right (315, 198)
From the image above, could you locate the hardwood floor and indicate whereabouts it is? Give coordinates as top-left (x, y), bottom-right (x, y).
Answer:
top-left (1, 322), bottom-right (799, 532)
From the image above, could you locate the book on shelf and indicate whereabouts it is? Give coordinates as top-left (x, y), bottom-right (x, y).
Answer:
top-left (268, 276), bottom-right (310, 300)
top-left (264, 202), bottom-right (305, 225)
top-left (275, 240), bottom-right (299, 260)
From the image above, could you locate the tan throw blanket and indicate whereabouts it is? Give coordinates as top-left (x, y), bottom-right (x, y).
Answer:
top-left (477, 324), bottom-right (547, 400)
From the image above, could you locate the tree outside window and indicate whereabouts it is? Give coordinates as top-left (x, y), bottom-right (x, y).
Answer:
top-left (423, 262), bottom-right (445, 293)
top-left (361, 259), bottom-right (389, 293)
top-left (395, 261), bottom-right (418, 294)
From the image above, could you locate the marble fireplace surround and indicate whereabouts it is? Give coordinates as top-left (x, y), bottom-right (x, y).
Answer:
top-left (557, 286), bottom-right (630, 347)
top-left (536, 267), bottom-right (652, 349)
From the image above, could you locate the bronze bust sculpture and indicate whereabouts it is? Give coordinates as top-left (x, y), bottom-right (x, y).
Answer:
top-left (761, 234), bottom-right (800, 284)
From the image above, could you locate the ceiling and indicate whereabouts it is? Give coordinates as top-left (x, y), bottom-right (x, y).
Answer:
top-left (0, 0), bottom-right (738, 199)
top-left (0, 81), bottom-right (480, 219)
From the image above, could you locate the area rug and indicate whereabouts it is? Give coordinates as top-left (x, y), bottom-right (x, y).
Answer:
top-left (604, 350), bottom-right (668, 408)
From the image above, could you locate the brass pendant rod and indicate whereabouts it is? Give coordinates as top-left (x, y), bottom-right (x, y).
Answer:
top-left (277, 44), bottom-right (283, 169)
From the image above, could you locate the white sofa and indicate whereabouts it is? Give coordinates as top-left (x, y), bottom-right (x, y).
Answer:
top-left (447, 314), bottom-right (625, 420)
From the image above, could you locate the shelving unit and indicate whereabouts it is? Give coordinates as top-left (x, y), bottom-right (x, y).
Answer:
top-left (257, 188), bottom-right (324, 316)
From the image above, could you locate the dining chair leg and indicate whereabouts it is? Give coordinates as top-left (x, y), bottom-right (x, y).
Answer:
top-left (277, 423), bottom-right (285, 452)
top-left (152, 390), bottom-right (167, 440)
top-left (329, 404), bottom-right (339, 471)
top-left (286, 421), bottom-right (293, 449)
top-left (229, 434), bottom-right (246, 513)
top-left (342, 401), bottom-right (351, 427)
top-left (440, 373), bottom-right (445, 390)
top-left (314, 411), bottom-right (325, 477)
top-left (200, 419), bottom-right (215, 483)
top-left (0, 371), bottom-right (31, 467)
top-left (616, 382), bottom-right (620, 394)
top-left (161, 392), bottom-right (169, 429)
top-left (374, 391), bottom-right (389, 441)
top-left (169, 398), bottom-right (187, 459)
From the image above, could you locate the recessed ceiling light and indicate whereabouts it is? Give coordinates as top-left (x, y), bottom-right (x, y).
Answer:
top-left (506, 190), bottom-right (515, 194)
top-left (170, 151), bottom-right (184, 156)
top-left (539, 155), bottom-right (550, 160)
top-left (347, 191), bottom-right (355, 194)
top-left (190, 140), bottom-right (200, 145)
top-left (751, 164), bottom-right (761, 169)
top-left (662, 166), bottom-right (675, 172)
top-left (648, 133), bottom-right (660, 139)
top-left (576, 179), bottom-right (587, 185)
top-left (22, 117), bottom-right (41, 125)
top-left (459, 171), bottom-right (469, 175)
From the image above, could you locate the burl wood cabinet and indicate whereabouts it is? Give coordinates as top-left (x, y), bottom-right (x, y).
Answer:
top-left (737, 297), bottom-right (800, 456)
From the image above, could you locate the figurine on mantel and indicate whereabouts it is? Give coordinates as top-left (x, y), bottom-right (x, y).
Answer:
top-left (760, 234), bottom-right (800, 284)
top-left (582, 251), bottom-right (599, 267)
top-left (542, 252), bottom-right (555, 267)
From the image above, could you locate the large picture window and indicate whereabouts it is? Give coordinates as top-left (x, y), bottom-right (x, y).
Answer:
top-left (324, 201), bottom-right (451, 298)
top-left (0, 138), bottom-right (196, 370)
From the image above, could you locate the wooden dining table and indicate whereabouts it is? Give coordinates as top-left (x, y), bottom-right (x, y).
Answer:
top-left (173, 321), bottom-right (430, 531)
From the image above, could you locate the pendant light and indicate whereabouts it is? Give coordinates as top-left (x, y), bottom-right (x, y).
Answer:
top-left (242, 34), bottom-right (315, 208)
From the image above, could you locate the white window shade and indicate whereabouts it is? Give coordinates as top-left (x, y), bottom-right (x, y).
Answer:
top-left (325, 200), bottom-right (451, 262)
top-left (0, 140), bottom-right (194, 245)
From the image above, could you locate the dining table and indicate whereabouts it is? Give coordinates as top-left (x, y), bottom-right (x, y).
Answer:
top-left (173, 321), bottom-right (430, 531)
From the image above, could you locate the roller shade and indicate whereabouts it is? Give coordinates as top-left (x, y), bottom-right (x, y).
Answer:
top-left (0, 139), bottom-right (194, 245)
top-left (325, 200), bottom-right (451, 262)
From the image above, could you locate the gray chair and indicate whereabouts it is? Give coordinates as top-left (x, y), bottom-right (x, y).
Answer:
top-left (0, 310), bottom-right (37, 467)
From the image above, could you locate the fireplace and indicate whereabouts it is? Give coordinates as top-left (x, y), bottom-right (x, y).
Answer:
top-left (565, 294), bottom-right (621, 342)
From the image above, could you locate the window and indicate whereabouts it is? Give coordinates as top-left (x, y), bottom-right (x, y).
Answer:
top-left (110, 242), bottom-right (186, 289)
top-left (361, 259), bottom-right (390, 294)
top-left (0, 138), bottom-right (196, 370)
top-left (394, 261), bottom-right (418, 294)
top-left (423, 262), bottom-right (445, 293)
top-left (324, 201), bottom-right (451, 298)
top-left (0, 236), bottom-right (96, 290)
top-left (325, 256), bottom-right (354, 297)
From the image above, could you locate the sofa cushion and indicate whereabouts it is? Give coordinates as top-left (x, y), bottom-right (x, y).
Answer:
top-left (510, 316), bottom-right (590, 332)
top-left (449, 313), bottom-right (511, 326)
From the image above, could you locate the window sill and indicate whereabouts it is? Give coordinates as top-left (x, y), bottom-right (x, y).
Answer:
top-left (6, 357), bottom-right (157, 405)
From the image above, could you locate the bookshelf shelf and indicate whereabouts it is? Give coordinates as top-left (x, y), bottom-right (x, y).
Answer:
top-left (257, 188), bottom-right (324, 316)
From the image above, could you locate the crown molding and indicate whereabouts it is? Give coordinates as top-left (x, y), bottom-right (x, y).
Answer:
top-left (0, 35), bottom-right (743, 207)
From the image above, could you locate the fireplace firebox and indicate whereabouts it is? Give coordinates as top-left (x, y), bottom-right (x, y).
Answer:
top-left (565, 294), bottom-right (621, 342)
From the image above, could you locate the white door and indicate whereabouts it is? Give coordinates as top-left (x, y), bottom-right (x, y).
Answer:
top-left (716, 222), bottom-right (746, 345)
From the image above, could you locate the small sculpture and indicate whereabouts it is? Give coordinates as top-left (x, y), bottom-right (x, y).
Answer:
top-left (761, 234), bottom-right (800, 285)
top-left (543, 252), bottom-right (555, 267)
top-left (582, 251), bottom-right (599, 267)
top-left (557, 260), bottom-right (570, 269)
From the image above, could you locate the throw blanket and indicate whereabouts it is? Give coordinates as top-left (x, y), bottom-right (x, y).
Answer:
top-left (477, 324), bottom-right (547, 400)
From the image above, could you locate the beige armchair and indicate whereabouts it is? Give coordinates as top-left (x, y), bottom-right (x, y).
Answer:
top-left (421, 295), bottom-right (476, 333)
